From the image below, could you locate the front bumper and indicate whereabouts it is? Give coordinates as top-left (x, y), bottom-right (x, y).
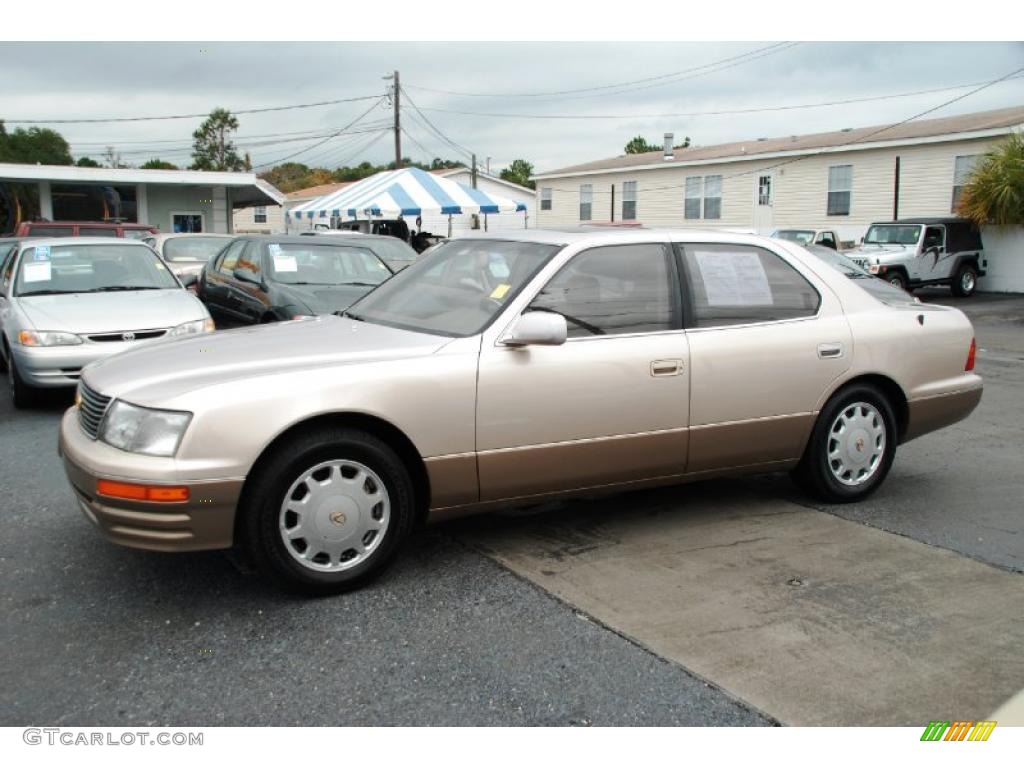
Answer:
top-left (13, 340), bottom-right (143, 388)
top-left (58, 407), bottom-right (243, 552)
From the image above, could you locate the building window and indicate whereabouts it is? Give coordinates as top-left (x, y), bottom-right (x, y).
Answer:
top-left (579, 184), bottom-right (593, 221)
top-left (703, 175), bottom-right (722, 220)
top-left (827, 165), bottom-right (852, 216)
top-left (951, 155), bottom-right (981, 213)
top-left (253, 206), bottom-right (267, 223)
top-left (172, 213), bottom-right (204, 233)
top-left (757, 175), bottom-right (772, 206)
top-left (684, 176), bottom-right (702, 220)
top-left (622, 181), bottom-right (637, 220)
top-left (540, 187), bottom-right (552, 211)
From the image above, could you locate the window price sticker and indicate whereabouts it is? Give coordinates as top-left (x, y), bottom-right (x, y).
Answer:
top-left (33, 246), bottom-right (51, 261)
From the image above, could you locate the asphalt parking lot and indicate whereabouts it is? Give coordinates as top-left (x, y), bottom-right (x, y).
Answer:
top-left (2, 291), bottom-right (1022, 726)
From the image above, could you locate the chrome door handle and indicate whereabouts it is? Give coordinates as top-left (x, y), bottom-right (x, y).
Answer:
top-left (817, 343), bottom-right (844, 359)
top-left (651, 359), bottom-right (683, 377)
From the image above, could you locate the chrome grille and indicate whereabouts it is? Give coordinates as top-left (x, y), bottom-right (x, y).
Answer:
top-left (87, 329), bottom-right (167, 343)
top-left (850, 257), bottom-right (869, 269)
top-left (78, 381), bottom-right (112, 440)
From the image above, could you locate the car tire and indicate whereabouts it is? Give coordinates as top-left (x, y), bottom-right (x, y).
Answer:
top-left (241, 426), bottom-right (416, 595)
top-left (8, 354), bottom-right (36, 409)
top-left (0, 341), bottom-right (7, 374)
top-left (951, 264), bottom-right (978, 297)
top-left (886, 271), bottom-right (908, 292)
top-left (792, 383), bottom-right (897, 504)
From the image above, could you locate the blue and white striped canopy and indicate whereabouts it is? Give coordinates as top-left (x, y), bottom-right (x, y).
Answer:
top-left (287, 167), bottom-right (528, 221)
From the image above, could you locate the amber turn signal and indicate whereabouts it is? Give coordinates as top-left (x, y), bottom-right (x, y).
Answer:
top-left (96, 479), bottom-right (190, 502)
top-left (965, 337), bottom-right (977, 372)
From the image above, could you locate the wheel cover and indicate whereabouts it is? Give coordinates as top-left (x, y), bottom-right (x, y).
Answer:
top-left (827, 401), bottom-right (887, 487)
top-left (278, 459), bottom-right (390, 573)
top-left (889, 275), bottom-right (903, 288)
top-left (961, 270), bottom-right (976, 293)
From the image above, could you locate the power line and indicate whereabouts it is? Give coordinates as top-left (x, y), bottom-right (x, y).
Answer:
top-left (405, 42), bottom-right (794, 99)
top-left (540, 67), bottom-right (1024, 195)
top-left (4, 93), bottom-right (386, 125)
top-left (412, 73), bottom-right (1024, 121)
top-left (400, 88), bottom-right (475, 161)
top-left (253, 98), bottom-right (387, 169)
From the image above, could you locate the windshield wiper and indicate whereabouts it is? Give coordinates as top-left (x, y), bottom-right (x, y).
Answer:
top-left (93, 285), bottom-right (163, 292)
top-left (16, 289), bottom-right (75, 297)
top-left (529, 306), bottom-right (606, 336)
top-left (338, 310), bottom-right (364, 321)
top-left (339, 281), bottom-right (380, 287)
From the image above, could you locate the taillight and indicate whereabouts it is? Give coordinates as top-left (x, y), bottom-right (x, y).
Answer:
top-left (965, 337), bottom-right (977, 371)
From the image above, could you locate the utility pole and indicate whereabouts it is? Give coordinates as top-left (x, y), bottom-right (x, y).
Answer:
top-left (471, 154), bottom-right (477, 188)
top-left (391, 71), bottom-right (402, 169)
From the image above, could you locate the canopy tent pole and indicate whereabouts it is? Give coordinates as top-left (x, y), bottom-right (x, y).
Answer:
top-left (524, 210), bottom-right (528, 229)
top-left (484, 213), bottom-right (488, 232)
top-left (447, 214), bottom-right (453, 238)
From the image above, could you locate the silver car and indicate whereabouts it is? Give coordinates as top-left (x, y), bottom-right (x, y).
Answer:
top-left (0, 237), bottom-right (214, 408)
top-left (142, 233), bottom-right (234, 286)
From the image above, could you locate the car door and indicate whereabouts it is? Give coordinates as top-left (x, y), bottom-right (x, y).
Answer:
top-left (475, 241), bottom-right (690, 502)
top-left (232, 243), bottom-right (271, 323)
top-left (920, 225), bottom-right (950, 281)
top-left (202, 239), bottom-right (246, 318)
top-left (677, 241), bottom-right (852, 473)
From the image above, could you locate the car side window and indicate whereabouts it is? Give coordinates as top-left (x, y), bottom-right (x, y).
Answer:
top-left (924, 227), bottom-right (944, 250)
top-left (1, 249), bottom-right (17, 293)
top-left (236, 244), bottom-right (263, 276)
top-left (529, 243), bottom-right (677, 338)
top-left (680, 243), bottom-right (820, 328)
top-left (817, 232), bottom-right (837, 250)
top-left (217, 241), bottom-right (245, 275)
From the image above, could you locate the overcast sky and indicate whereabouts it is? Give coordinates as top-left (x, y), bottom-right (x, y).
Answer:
top-left (0, 42), bottom-right (1021, 175)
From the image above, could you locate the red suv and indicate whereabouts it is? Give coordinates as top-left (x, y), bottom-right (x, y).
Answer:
top-left (14, 221), bottom-right (159, 239)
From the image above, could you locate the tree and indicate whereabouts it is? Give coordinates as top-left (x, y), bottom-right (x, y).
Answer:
top-left (190, 108), bottom-right (246, 171)
top-left (103, 145), bottom-right (130, 168)
top-left (624, 135), bottom-right (691, 154)
top-left (75, 156), bottom-right (101, 167)
top-left (0, 122), bottom-right (73, 165)
top-left (957, 132), bottom-right (1024, 227)
top-left (500, 159), bottom-right (535, 190)
top-left (140, 158), bottom-right (179, 170)
top-left (259, 162), bottom-right (313, 192)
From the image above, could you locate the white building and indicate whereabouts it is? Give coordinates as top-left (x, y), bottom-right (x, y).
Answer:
top-left (1, 163), bottom-right (283, 235)
top-left (533, 105), bottom-right (1024, 292)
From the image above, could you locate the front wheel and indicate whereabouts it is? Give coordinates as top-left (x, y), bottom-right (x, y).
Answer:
top-left (241, 427), bottom-right (416, 595)
top-left (792, 384), bottom-right (897, 503)
top-left (951, 264), bottom-right (978, 297)
top-left (886, 271), bottom-right (908, 292)
top-left (8, 354), bottom-right (37, 409)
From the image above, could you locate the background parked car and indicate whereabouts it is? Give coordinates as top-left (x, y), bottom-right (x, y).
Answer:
top-left (13, 221), bottom-right (159, 239)
top-left (299, 230), bottom-right (420, 271)
top-left (143, 232), bottom-right (233, 289)
top-left (772, 228), bottom-right (841, 250)
top-left (0, 237), bottom-right (213, 407)
top-left (196, 235), bottom-right (393, 324)
top-left (802, 244), bottom-right (918, 304)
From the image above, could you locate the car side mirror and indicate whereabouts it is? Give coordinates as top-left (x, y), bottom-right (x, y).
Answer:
top-left (233, 267), bottom-right (260, 284)
top-left (502, 311), bottom-right (568, 347)
top-left (179, 273), bottom-right (198, 288)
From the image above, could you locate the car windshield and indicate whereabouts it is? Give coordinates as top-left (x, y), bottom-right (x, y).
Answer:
top-left (864, 225), bottom-right (921, 245)
top-left (346, 239), bottom-right (562, 337)
top-left (14, 243), bottom-right (180, 296)
top-left (265, 242), bottom-right (392, 286)
top-left (773, 229), bottom-right (816, 245)
top-left (365, 237), bottom-right (418, 263)
top-left (163, 237), bottom-right (229, 263)
top-left (804, 245), bottom-right (915, 303)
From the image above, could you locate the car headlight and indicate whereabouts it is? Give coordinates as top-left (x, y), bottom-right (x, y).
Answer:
top-left (100, 400), bottom-right (192, 457)
top-left (170, 319), bottom-right (215, 336)
top-left (18, 330), bottom-right (83, 347)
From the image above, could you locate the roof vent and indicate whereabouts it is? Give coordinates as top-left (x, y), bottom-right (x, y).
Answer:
top-left (756, 137), bottom-right (767, 142)
top-left (841, 127), bottom-right (853, 132)
top-left (664, 133), bottom-right (674, 160)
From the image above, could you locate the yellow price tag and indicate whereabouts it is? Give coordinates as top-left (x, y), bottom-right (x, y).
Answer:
top-left (490, 283), bottom-right (511, 300)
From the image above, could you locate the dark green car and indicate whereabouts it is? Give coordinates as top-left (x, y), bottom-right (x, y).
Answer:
top-left (197, 235), bottom-right (395, 324)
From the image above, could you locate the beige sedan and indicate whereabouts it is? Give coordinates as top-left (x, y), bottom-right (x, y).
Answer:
top-left (59, 229), bottom-right (982, 594)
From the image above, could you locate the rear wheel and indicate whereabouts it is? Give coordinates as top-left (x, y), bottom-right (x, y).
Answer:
top-left (241, 427), bottom-right (416, 595)
top-left (793, 384), bottom-right (897, 503)
top-left (951, 264), bottom-right (978, 297)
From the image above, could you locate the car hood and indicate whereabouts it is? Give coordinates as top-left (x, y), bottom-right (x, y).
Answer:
top-left (846, 243), bottom-right (915, 262)
top-left (82, 315), bottom-right (451, 402)
top-left (17, 289), bottom-right (205, 334)
top-left (276, 282), bottom-right (378, 315)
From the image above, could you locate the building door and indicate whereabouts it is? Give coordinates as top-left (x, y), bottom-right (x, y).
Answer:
top-left (171, 212), bottom-right (204, 233)
top-left (753, 173), bottom-right (774, 234)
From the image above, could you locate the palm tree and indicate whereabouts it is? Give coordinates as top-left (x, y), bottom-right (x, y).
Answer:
top-left (957, 132), bottom-right (1024, 227)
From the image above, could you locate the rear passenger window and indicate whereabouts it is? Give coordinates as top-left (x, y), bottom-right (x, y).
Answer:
top-left (530, 243), bottom-right (677, 337)
top-left (217, 241), bottom-right (245, 274)
top-left (681, 244), bottom-right (820, 327)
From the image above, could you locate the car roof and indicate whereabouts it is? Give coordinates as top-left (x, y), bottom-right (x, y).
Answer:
top-left (239, 233), bottom-right (405, 246)
top-left (13, 236), bottom-right (148, 248)
top-left (877, 218), bottom-right (973, 226)
top-left (446, 227), bottom-right (793, 250)
top-left (149, 232), bottom-right (232, 240)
